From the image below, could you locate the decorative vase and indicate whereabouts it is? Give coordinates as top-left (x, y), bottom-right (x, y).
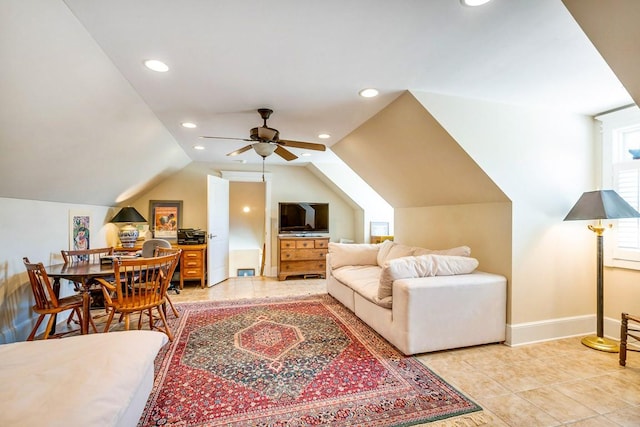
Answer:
top-left (118, 223), bottom-right (139, 248)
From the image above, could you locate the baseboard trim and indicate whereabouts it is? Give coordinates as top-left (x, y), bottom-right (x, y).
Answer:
top-left (507, 314), bottom-right (622, 347)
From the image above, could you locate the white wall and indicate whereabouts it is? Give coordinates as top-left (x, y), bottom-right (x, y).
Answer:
top-left (412, 91), bottom-right (598, 344)
top-left (0, 197), bottom-right (114, 343)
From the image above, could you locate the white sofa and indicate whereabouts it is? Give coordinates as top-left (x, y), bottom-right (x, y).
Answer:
top-left (326, 241), bottom-right (507, 355)
top-left (0, 330), bottom-right (167, 427)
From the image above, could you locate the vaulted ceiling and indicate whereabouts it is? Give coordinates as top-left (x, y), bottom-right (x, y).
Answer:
top-left (0, 0), bottom-right (638, 206)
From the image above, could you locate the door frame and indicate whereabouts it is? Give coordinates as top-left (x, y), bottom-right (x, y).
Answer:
top-left (220, 170), bottom-right (273, 276)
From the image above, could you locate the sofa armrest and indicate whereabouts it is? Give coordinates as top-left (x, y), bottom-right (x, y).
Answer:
top-left (391, 272), bottom-right (507, 353)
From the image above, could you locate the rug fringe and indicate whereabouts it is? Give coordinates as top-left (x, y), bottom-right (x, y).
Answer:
top-left (427, 411), bottom-right (493, 426)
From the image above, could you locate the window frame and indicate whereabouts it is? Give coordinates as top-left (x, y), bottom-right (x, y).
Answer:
top-left (598, 105), bottom-right (640, 270)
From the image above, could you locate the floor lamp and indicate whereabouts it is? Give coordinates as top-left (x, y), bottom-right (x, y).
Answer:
top-left (564, 190), bottom-right (640, 352)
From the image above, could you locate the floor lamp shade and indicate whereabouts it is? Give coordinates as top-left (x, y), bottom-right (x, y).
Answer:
top-left (564, 190), bottom-right (640, 352)
top-left (110, 207), bottom-right (147, 248)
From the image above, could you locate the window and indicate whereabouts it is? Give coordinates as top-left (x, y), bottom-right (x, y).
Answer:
top-left (598, 105), bottom-right (640, 268)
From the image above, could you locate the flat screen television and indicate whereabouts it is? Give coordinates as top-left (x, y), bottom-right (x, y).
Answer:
top-left (278, 202), bottom-right (329, 235)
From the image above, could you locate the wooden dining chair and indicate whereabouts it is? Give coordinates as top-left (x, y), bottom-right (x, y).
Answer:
top-left (154, 246), bottom-right (182, 318)
top-left (61, 247), bottom-right (114, 324)
top-left (23, 257), bottom-right (90, 340)
top-left (620, 312), bottom-right (640, 366)
top-left (95, 252), bottom-right (180, 341)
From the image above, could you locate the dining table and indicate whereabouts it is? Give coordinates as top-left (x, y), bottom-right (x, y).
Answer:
top-left (45, 262), bottom-right (115, 335)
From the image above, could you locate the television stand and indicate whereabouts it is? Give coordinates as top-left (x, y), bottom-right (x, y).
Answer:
top-left (278, 236), bottom-right (329, 280)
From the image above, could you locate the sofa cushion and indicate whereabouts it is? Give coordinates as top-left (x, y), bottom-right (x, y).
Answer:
top-left (413, 245), bottom-right (471, 257)
top-left (376, 241), bottom-right (415, 266)
top-left (332, 265), bottom-right (390, 308)
top-left (328, 242), bottom-right (379, 269)
top-left (378, 254), bottom-right (479, 302)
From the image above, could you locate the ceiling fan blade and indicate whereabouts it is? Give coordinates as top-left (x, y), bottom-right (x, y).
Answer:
top-left (274, 145), bottom-right (298, 161)
top-left (279, 139), bottom-right (326, 151)
top-left (200, 136), bottom-right (252, 142)
top-left (226, 145), bottom-right (253, 157)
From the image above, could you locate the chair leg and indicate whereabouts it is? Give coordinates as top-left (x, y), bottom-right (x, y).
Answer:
top-left (27, 315), bottom-right (46, 341)
top-left (156, 306), bottom-right (173, 341)
top-left (87, 309), bottom-right (98, 333)
top-left (103, 309), bottom-right (116, 333)
top-left (42, 315), bottom-right (56, 340)
top-left (165, 294), bottom-right (179, 318)
top-left (621, 313), bottom-right (629, 367)
top-left (124, 313), bottom-right (130, 331)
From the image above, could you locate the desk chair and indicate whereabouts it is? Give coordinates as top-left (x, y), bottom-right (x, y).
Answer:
top-left (620, 313), bottom-right (640, 366)
top-left (142, 239), bottom-right (181, 295)
top-left (23, 257), bottom-right (96, 340)
top-left (95, 252), bottom-right (180, 341)
top-left (154, 247), bottom-right (182, 318)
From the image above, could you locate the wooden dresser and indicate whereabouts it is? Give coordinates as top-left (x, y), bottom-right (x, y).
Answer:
top-left (278, 236), bottom-right (329, 280)
top-left (178, 244), bottom-right (207, 289)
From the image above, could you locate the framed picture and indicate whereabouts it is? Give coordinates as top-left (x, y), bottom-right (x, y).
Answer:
top-left (149, 200), bottom-right (183, 240)
top-left (69, 211), bottom-right (91, 251)
top-left (370, 221), bottom-right (389, 236)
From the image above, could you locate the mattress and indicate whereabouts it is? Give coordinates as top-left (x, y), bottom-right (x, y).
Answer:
top-left (0, 330), bottom-right (168, 427)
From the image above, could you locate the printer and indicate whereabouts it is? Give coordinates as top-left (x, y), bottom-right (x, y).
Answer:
top-left (178, 228), bottom-right (206, 245)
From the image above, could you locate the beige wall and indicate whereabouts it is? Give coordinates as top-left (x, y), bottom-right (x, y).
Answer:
top-left (127, 162), bottom-right (357, 276)
top-left (395, 202), bottom-right (512, 319)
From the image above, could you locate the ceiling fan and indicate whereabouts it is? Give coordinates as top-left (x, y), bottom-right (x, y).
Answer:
top-left (200, 108), bottom-right (326, 161)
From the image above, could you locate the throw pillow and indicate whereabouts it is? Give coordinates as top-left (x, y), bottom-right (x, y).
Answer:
top-left (413, 245), bottom-right (471, 257)
top-left (377, 254), bottom-right (479, 302)
top-left (328, 242), bottom-right (379, 269)
top-left (376, 239), bottom-right (396, 266)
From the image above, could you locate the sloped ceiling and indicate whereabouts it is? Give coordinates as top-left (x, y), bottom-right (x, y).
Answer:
top-left (332, 91), bottom-right (508, 208)
top-left (562, 0), bottom-right (640, 108)
top-left (0, 0), bottom-right (190, 206)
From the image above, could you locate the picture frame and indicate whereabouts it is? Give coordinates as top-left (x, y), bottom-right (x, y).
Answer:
top-left (149, 200), bottom-right (183, 240)
top-left (370, 221), bottom-right (389, 236)
top-left (69, 211), bottom-right (91, 251)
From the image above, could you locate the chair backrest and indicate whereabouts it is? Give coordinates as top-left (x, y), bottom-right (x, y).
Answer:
top-left (141, 239), bottom-right (172, 258)
top-left (155, 247), bottom-right (182, 282)
top-left (23, 257), bottom-right (58, 309)
top-left (61, 247), bottom-right (114, 264)
top-left (107, 252), bottom-right (180, 304)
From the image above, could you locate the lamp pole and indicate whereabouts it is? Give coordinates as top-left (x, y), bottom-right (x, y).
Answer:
top-left (582, 222), bottom-right (617, 352)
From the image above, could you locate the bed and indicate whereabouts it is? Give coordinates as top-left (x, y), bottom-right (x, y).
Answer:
top-left (0, 330), bottom-right (167, 427)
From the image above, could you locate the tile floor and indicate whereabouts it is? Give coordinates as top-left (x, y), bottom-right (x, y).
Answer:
top-left (100, 277), bottom-right (640, 426)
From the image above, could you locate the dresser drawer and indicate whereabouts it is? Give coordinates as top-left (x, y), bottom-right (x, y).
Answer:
top-left (280, 260), bottom-right (326, 274)
top-left (295, 240), bottom-right (316, 249)
top-left (281, 249), bottom-right (326, 261)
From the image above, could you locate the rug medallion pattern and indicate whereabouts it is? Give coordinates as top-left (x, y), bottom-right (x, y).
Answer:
top-left (140, 295), bottom-right (481, 426)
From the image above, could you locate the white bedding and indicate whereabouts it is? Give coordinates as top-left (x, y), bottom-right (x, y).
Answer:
top-left (0, 331), bottom-right (167, 427)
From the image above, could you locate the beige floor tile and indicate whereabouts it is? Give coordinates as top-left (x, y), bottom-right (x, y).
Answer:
top-left (553, 379), bottom-right (632, 415)
top-left (564, 415), bottom-right (623, 426)
top-left (478, 394), bottom-right (560, 426)
top-left (604, 406), bottom-right (640, 427)
top-left (517, 386), bottom-right (597, 423)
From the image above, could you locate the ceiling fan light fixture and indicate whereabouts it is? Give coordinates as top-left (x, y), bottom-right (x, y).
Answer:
top-left (359, 88), bottom-right (379, 98)
top-left (252, 143), bottom-right (277, 158)
top-left (143, 59), bottom-right (169, 72)
top-left (251, 126), bottom-right (279, 142)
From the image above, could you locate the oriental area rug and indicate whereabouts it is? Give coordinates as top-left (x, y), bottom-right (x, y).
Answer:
top-left (139, 295), bottom-right (484, 426)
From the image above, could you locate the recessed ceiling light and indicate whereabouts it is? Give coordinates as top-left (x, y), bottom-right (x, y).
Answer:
top-left (181, 122), bottom-right (197, 129)
top-left (143, 59), bottom-right (169, 72)
top-left (301, 153), bottom-right (312, 157)
top-left (359, 88), bottom-right (379, 98)
top-left (460, 0), bottom-right (492, 6)
top-left (193, 144), bottom-right (205, 150)
top-left (318, 133), bottom-right (331, 139)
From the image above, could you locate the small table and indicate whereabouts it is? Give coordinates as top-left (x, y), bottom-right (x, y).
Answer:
top-left (45, 262), bottom-right (115, 335)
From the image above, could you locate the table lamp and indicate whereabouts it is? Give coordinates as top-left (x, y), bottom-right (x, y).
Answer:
top-left (110, 206), bottom-right (147, 248)
top-left (564, 190), bottom-right (640, 352)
